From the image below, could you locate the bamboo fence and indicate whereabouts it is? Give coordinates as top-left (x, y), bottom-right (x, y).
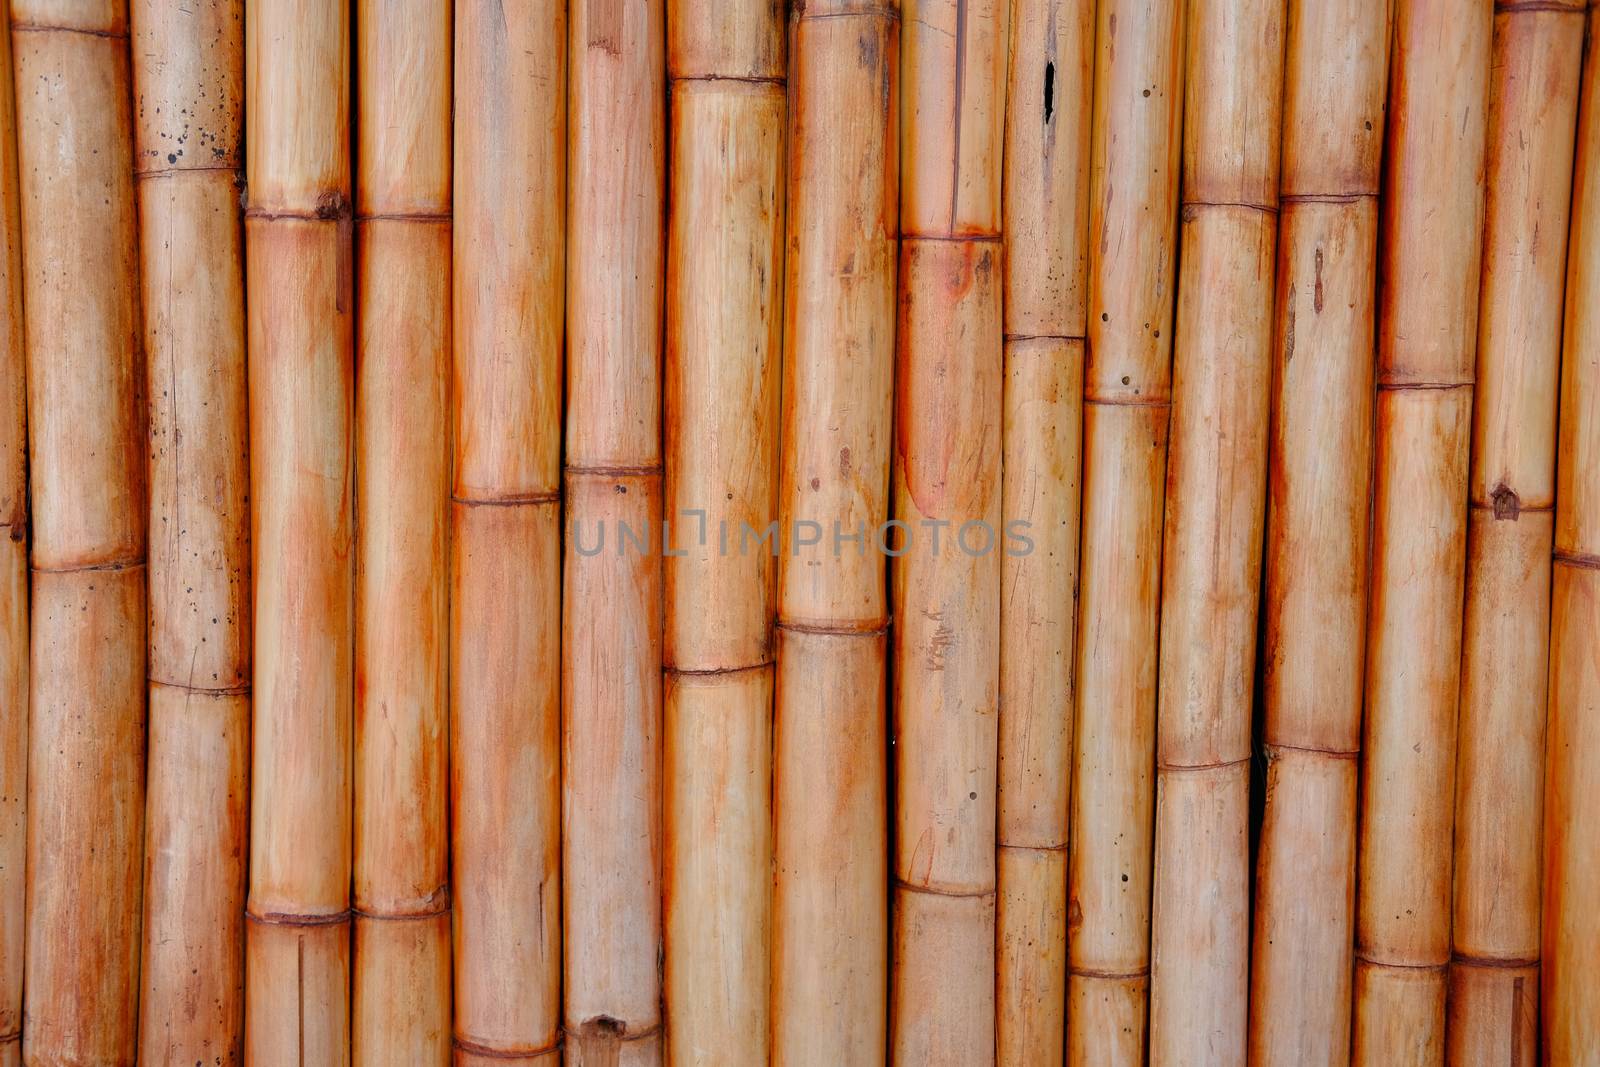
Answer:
top-left (0, 3), bottom-right (1596, 1065)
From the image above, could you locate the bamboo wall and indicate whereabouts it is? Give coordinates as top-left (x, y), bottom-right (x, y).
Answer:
top-left (2, 0), bottom-right (1600, 1064)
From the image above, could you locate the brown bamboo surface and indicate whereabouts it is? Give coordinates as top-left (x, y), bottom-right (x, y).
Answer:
top-left (1068, 0), bottom-right (1183, 1060)
top-left (1147, 0), bottom-right (1283, 1062)
top-left (1353, 3), bottom-right (1489, 1063)
top-left (12, 0), bottom-right (148, 1055)
top-left (353, 0), bottom-right (452, 1058)
top-left (1247, 0), bottom-right (1389, 1063)
top-left (130, 0), bottom-right (250, 1059)
top-left (448, 0), bottom-right (563, 1061)
top-left (662, 2), bottom-right (784, 1064)
top-left (1543, 9), bottom-right (1600, 1056)
top-left (0, 3), bottom-right (22, 1058)
top-left (243, 0), bottom-right (353, 1055)
top-left (563, 1), bottom-right (666, 1063)
top-left (1450, 6), bottom-right (1585, 1062)
top-left (995, 2), bottom-right (1089, 1063)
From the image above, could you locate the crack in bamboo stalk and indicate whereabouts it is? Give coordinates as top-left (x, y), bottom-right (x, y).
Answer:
top-left (454, 1033), bottom-right (564, 1058)
top-left (1553, 550), bottom-right (1600, 569)
top-left (664, 660), bottom-right (773, 677)
top-left (1468, 500), bottom-right (1555, 512)
top-left (356, 211), bottom-right (451, 222)
top-left (792, 6), bottom-right (902, 23)
top-left (775, 619), bottom-right (890, 636)
top-left (1181, 199), bottom-right (1278, 214)
top-left (894, 879), bottom-right (998, 899)
top-left (1376, 380), bottom-right (1474, 390)
top-left (997, 841), bottom-right (1069, 853)
top-left (135, 163), bottom-right (241, 179)
top-left (246, 910), bottom-right (354, 928)
top-left (352, 901), bottom-right (451, 922)
top-left (149, 678), bottom-right (252, 697)
top-left (1354, 955), bottom-right (1449, 972)
top-left (1495, 0), bottom-right (1585, 11)
top-left (670, 73), bottom-right (784, 85)
top-left (1083, 396), bottom-right (1173, 408)
top-left (1451, 953), bottom-right (1542, 969)
top-left (1156, 755), bottom-right (1252, 772)
top-left (1003, 332), bottom-right (1087, 342)
top-left (29, 556), bottom-right (144, 574)
top-left (568, 1020), bottom-right (663, 1042)
top-left (1262, 741), bottom-right (1359, 759)
top-left (900, 231), bottom-right (1004, 243)
top-left (1070, 966), bottom-right (1149, 980)
top-left (1280, 192), bottom-right (1379, 203)
top-left (452, 492), bottom-right (561, 507)
top-left (9, 21), bottom-right (127, 37)
top-left (563, 464), bottom-right (664, 477)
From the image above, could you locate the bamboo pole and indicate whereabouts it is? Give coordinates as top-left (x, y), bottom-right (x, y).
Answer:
top-left (770, 3), bottom-right (898, 1063)
top-left (243, 0), bottom-right (353, 1054)
top-left (353, 0), bottom-right (451, 1059)
top-left (891, 2), bottom-right (1006, 1063)
top-left (1543, 10), bottom-right (1600, 1055)
top-left (1352, 3), bottom-right (1489, 1062)
top-left (0, 6), bottom-right (22, 1061)
top-left (996, 3), bottom-right (1090, 1063)
top-left (1248, 1), bottom-right (1389, 1063)
top-left (130, 0), bottom-right (250, 1058)
top-left (449, 0), bottom-right (563, 1060)
top-left (1451, 4), bottom-right (1586, 1060)
top-left (1147, 0), bottom-right (1283, 1062)
top-left (564, 1), bottom-right (665, 1062)
top-left (1066, 0), bottom-right (1182, 1060)
top-left (12, 0), bottom-right (147, 1055)
top-left (662, 3), bottom-right (784, 1064)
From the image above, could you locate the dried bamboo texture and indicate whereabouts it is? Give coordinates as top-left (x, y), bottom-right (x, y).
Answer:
top-left (663, 3), bottom-right (784, 1064)
top-left (0, 6), bottom-right (23, 1059)
top-left (353, 0), bottom-right (451, 1058)
top-left (130, 0), bottom-right (250, 1058)
top-left (1067, 0), bottom-right (1182, 1061)
top-left (1544, 12), bottom-right (1600, 1056)
top-left (243, 0), bottom-right (353, 1054)
top-left (1352, 2), bottom-right (1489, 1062)
top-left (1147, 0), bottom-right (1283, 1063)
top-left (891, 3), bottom-right (1006, 1064)
top-left (449, 0), bottom-right (563, 1060)
top-left (771, 4), bottom-right (898, 1064)
top-left (12, 0), bottom-right (148, 1054)
top-left (1450, 7), bottom-right (1584, 1061)
top-left (564, 1), bottom-right (665, 1063)
top-left (996, 2), bottom-right (1090, 1063)
top-left (1247, 1), bottom-right (1388, 1063)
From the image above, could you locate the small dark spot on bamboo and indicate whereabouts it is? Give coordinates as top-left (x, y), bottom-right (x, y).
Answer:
top-left (810, 477), bottom-right (820, 490)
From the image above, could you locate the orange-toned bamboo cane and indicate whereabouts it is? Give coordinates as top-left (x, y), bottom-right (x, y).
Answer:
top-left (564, 1), bottom-right (665, 1062)
top-left (243, 0), bottom-right (353, 1055)
top-left (12, 0), bottom-right (147, 1057)
top-left (662, 3), bottom-right (784, 1064)
top-left (891, 2), bottom-right (1007, 1063)
top-left (449, 0), bottom-right (564, 1061)
top-left (996, 1), bottom-right (1090, 1063)
top-left (1543, 11), bottom-right (1600, 1055)
top-left (353, 0), bottom-right (451, 1059)
top-left (1352, 3), bottom-right (1489, 1062)
top-left (130, 0), bottom-right (250, 1058)
top-left (0, 8), bottom-right (23, 1061)
top-left (1450, 5), bottom-right (1585, 1060)
top-left (1248, 2), bottom-right (1389, 1063)
top-left (770, 5), bottom-right (898, 1064)
top-left (1066, 0), bottom-right (1182, 1061)
top-left (1147, 0), bottom-right (1283, 1063)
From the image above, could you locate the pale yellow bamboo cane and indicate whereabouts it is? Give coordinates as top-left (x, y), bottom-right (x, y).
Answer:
top-left (353, 0), bottom-right (452, 1058)
top-left (564, 2), bottom-right (666, 1063)
top-left (1147, 0), bottom-right (1283, 1062)
top-left (771, 3), bottom-right (898, 1063)
top-left (996, 3), bottom-right (1090, 1063)
top-left (130, 0), bottom-right (250, 1058)
top-left (662, 3), bottom-right (784, 1064)
top-left (1248, 2), bottom-right (1390, 1064)
top-left (1543, 11), bottom-right (1600, 1055)
top-left (243, 0), bottom-right (353, 1055)
top-left (1352, 3), bottom-right (1489, 1062)
top-left (1449, 6), bottom-right (1584, 1062)
top-left (0, 6), bottom-right (22, 1061)
top-left (449, 0), bottom-right (564, 1061)
top-left (12, 0), bottom-right (147, 1056)
top-left (1067, 0), bottom-right (1183, 1060)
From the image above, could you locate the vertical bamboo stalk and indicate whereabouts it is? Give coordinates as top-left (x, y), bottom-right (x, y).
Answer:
top-left (1451, 4), bottom-right (1585, 1061)
top-left (1067, 0), bottom-right (1182, 1060)
top-left (996, 3), bottom-right (1090, 1063)
top-left (449, 0), bottom-right (563, 1060)
top-left (1248, 2), bottom-right (1389, 1063)
top-left (662, 3), bottom-right (784, 1064)
top-left (353, 0), bottom-right (451, 1059)
top-left (1147, 0), bottom-right (1283, 1062)
top-left (564, 1), bottom-right (665, 1062)
top-left (1352, 3), bottom-right (1489, 1062)
top-left (12, 0), bottom-right (147, 1055)
top-left (891, 2), bottom-right (1006, 1063)
top-left (0, 5), bottom-right (22, 1061)
top-left (770, 3), bottom-right (898, 1063)
top-left (1543, 10), bottom-right (1600, 1056)
top-left (243, 0), bottom-right (353, 1055)
top-left (131, 0), bottom-right (249, 1058)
